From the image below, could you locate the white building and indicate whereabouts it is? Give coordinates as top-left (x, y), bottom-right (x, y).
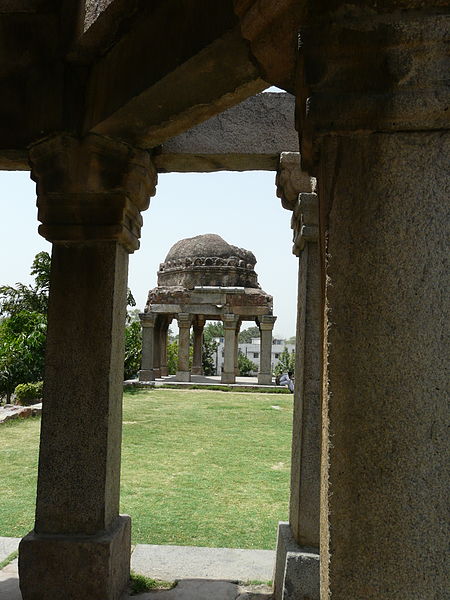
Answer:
top-left (214, 337), bottom-right (295, 376)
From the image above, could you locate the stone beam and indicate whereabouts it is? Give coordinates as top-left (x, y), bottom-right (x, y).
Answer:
top-left (153, 92), bottom-right (298, 173)
top-left (83, 2), bottom-right (266, 147)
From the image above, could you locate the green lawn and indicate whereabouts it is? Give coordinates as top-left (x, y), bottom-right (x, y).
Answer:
top-left (0, 388), bottom-right (292, 549)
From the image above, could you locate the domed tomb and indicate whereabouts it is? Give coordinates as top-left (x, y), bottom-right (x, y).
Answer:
top-left (157, 233), bottom-right (259, 289)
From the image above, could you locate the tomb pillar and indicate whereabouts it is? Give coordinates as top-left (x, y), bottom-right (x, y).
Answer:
top-left (192, 316), bottom-right (205, 375)
top-left (19, 133), bottom-right (156, 600)
top-left (160, 317), bottom-right (172, 377)
top-left (257, 315), bottom-right (276, 385)
top-left (176, 313), bottom-right (192, 381)
top-left (221, 313), bottom-right (240, 384)
top-left (234, 318), bottom-right (242, 375)
top-left (138, 313), bottom-right (157, 382)
top-left (152, 315), bottom-right (162, 378)
top-left (297, 6), bottom-right (449, 599)
top-left (273, 160), bottom-right (321, 599)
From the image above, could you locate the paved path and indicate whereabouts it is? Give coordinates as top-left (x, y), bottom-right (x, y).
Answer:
top-left (0, 538), bottom-right (274, 599)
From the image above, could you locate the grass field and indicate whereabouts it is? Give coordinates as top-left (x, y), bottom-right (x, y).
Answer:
top-left (0, 388), bottom-right (293, 549)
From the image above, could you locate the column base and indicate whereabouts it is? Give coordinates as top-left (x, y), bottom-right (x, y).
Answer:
top-left (258, 372), bottom-right (273, 385)
top-left (138, 369), bottom-right (154, 382)
top-left (176, 370), bottom-right (191, 382)
top-left (153, 368), bottom-right (161, 378)
top-left (19, 515), bottom-right (131, 600)
top-left (191, 366), bottom-right (203, 375)
top-left (273, 522), bottom-right (319, 600)
top-left (160, 366), bottom-right (168, 376)
top-left (221, 372), bottom-right (236, 384)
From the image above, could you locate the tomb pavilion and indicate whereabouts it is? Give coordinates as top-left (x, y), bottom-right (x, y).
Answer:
top-left (138, 233), bottom-right (276, 384)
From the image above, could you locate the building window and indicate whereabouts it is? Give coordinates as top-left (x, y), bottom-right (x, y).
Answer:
top-left (274, 353), bottom-right (279, 359)
top-left (253, 352), bottom-right (259, 358)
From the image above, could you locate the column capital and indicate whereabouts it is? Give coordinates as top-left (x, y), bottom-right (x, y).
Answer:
top-left (177, 313), bottom-right (192, 328)
top-left (291, 192), bottom-right (319, 257)
top-left (222, 313), bottom-right (240, 330)
top-left (29, 133), bottom-right (157, 253)
top-left (258, 315), bottom-right (277, 331)
top-left (276, 152), bottom-right (316, 211)
top-left (193, 315), bottom-right (206, 329)
top-left (297, 11), bottom-right (449, 170)
top-left (139, 312), bottom-right (157, 328)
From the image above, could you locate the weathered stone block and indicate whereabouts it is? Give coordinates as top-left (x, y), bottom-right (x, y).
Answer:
top-left (19, 515), bottom-right (131, 600)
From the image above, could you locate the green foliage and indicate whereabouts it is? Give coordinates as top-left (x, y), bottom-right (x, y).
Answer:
top-left (0, 550), bottom-right (18, 570)
top-left (0, 312), bottom-right (46, 402)
top-left (129, 571), bottom-right (172, 594)
top-left (203, 321), bottom-right (224, 341)
top-left (0, 251), bottom-right (50, 317)
top-left (237, 351), bottom-right (258, 376)
top-left (14, 381), bottom-right (44, 406)
top-left (238, 326), bottom-right (260, 343)
top-left (166, 340), bottom-right (178, 374)
top-left (273, 347), bottom-right (296, 377)
top-left (202, 337), bottom-right (218, 375)
top-left (124, 321), bottom-right (142, 380)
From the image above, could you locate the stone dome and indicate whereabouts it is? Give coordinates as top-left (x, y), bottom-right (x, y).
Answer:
top-left (157, 234), bottom-right (260, 289)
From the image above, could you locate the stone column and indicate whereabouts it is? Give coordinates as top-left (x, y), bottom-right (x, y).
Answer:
top-left (297, 7), bottom-right (449, 599)
top-left (138, 313), bottom-right (157, 382)
top-left (257, 315), bottom-right (276, 385)
top-left (221, 313), bottom-right (239, 384)
top-left (234, 318), bottom-right (242, 376)
top-left (191, 316), bottom-right (205, 375)
top-left (152, 315), bottom-right (162, 378)
top-left (159, 317), bottom-right (172, 377)
top-left (19, 133), bottom-right (156, 600)
top-left (176, 313), bottom-right (192, 382)
top-left (273, 154), bottom-right (320, 600)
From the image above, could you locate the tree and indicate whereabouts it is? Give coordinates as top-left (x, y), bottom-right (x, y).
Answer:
top-left (273, 347), bottom-right (296, 377)
top-left (237, 351), bottom-right (257, 376)
top-left (202, 337), bottom-right (218, 375)
top-left (203, 321), bottom-right (224, 340)
top-left (238, 326), bottom-right (260, 343)
top-left (166, 340), bottom-right (178, 374)
top-left (124, 321), bottom-right (142, 380)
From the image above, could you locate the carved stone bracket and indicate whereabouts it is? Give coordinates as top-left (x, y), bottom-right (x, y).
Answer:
top-left (29, 133), bottom-right (157, 252)
top-left (258, 314), bottom-right (277, 331)
top-left (177, 313), bottom-right (192, 328)
top-left (139, 312), bottom-right (157, 328)
top-left (276, 152), bottom-right (315, 211)
top-left (222, 313), bottom-right (240, 330)
top-left (292, 192), bottom-right (319, 257)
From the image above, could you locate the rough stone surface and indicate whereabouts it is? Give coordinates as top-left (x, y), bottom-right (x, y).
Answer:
top-left (154, 92), bottom-right (297, 173)
top-left (131, 544), bottom-right (275, 582)
top-left (0, 404), bottom-right (42, 424)
top-left (19, 515), bottom-right (131, 600)
top-left (320, 131), bottom-right (450, 599)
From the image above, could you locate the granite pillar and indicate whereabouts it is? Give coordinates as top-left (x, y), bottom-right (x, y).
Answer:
top-left (138, 313), bottom-right (157, 382)
top-left (221, 314), bottom-right (239, 384)
top-left (152, 316), bottom-right (162, 378)
top-left (234, 318), bottom-right (242, 375)
top-left (192, 316), bottom-right (205, 375)
top-left (258, 315), bottom-right (276, 385)
top-left (176, 313), bottom-right (192, 381)
top-left (160, 317), bottom-right (172, 377)
top-left (296, 7), bottom-right (449, 598)
top-left (274, 156), bottom-right (320, 600)
top-left (19, 133), bottom-right (156, 600)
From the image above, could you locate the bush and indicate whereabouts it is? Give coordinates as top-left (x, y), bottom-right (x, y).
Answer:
top-left (14, 381), bottom-right (43, 406)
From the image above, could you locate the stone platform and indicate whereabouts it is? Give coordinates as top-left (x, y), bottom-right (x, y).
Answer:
top-left (126, 375), bottom-right (285, 392)
top-left (0, 538), bottom-right (274, 600)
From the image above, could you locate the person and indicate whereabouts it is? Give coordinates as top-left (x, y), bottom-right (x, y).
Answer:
top-left (279, 370), bottom-right (294, 393)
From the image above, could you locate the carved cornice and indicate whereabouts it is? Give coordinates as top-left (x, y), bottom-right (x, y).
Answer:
top-left (258, 314), bottom-right (277, 331)
top-left (177, 313), bottom-right (192, 328)
top-left (292, 192), bottom-right (319, 257)
top-left (159, 256), bottom-right (255, 271)
top-left (139, 312), bottom-right (157, 327)
top-left (276, 152), bottom-right (315, 211)
top-left (222, 313), bottom-right (241, 330)
top-left (29, 133), bottom-right (157, 252)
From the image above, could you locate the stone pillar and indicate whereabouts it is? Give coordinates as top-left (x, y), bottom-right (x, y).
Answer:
top-left (257, 315), bottom-right (276, 385)
top-left (297, 7), bottom-right (449, 599)
top-left (191, 316), bottom-right (205, 375)
top-left (159, 317), bottom-right (172, 377)
top-left (176, 313), bottom-right (192, 382)
top-left (152, 316), bottom-right (162, 378)
top-left (221, 314), bottom-right (239, 384)
top-left (234, 318), bottom-right (242, 376)
top-left (19, 133), bottom-right (156, 600)
top-left (138, 313), bottom-right (157, 382)
top-left (273, 154), bottom-right (320, 600)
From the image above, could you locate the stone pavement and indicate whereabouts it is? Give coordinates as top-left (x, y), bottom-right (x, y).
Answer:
top-left (0, 538), bottom-right (274, 599)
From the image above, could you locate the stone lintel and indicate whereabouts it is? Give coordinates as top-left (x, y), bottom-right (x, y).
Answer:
top-left (154, 93), bottom-right (298, 173)
top-left (19, 515), bottom-right (131, 600)
top-left (273, 522), bottom-right (319, 600)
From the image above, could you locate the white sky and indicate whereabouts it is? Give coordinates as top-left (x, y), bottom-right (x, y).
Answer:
top-left (0, 169), bottom-right (298, 338)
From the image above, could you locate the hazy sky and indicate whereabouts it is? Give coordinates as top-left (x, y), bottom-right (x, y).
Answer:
top-left (0, 169), bottom-right (298, 337)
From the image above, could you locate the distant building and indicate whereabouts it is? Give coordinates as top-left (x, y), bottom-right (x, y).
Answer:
top-left (214, 337), bottom-right (295, 376)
